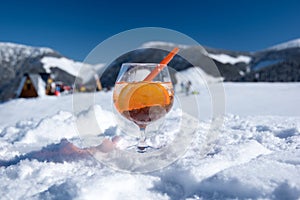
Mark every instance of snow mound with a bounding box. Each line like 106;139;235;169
0;108;299;199
0;111;78;160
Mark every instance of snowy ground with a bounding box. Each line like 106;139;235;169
0;83;300;199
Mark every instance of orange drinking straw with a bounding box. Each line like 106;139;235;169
143;47;180;81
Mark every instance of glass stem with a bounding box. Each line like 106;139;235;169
139;127;146;143
137;127;147;150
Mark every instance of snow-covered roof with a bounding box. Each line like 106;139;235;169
16;74;46;97
41;57;105;84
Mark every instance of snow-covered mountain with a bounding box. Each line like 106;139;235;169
142;40;300;82
143;41;252;65
0;42;103;102
1;38;300;102
268;38;300;51
141;41;252;81
0;42;55;63
239;39;300;82
99;42;251;88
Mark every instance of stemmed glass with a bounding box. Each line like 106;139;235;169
113;63;174;152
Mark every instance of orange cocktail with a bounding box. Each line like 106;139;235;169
113;81;174;128
112;62;175;152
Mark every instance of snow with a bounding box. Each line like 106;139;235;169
268;38;300;51
0;68;300;199
208;53;251;65
1;102;299;199
41;57;105;83
225;83;300;117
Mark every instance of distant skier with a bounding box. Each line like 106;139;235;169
185;81;192;96
180;82;185;93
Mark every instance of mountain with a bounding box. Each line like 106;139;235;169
1;39;300;102
0;42;103;101
141;40;300;82
99;43;250;88
268;38;300;50
237;39;300;82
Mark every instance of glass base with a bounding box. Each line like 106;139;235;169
125;141;159;153
136;139;147;153
137;145;148;153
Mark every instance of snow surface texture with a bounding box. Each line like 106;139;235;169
0;102;299;199
0;81;300;199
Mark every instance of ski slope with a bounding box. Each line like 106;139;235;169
0;82;300;199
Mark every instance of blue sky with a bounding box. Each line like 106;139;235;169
1;0;300;61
